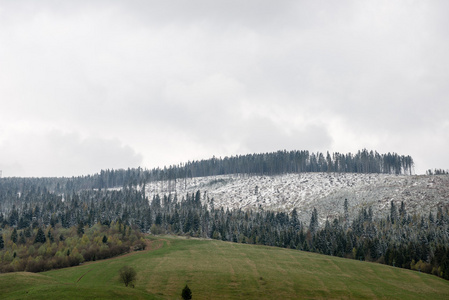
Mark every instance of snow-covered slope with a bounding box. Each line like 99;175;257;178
145;173;449;224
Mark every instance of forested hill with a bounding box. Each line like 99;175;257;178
4;149;449;281
0;149;414;192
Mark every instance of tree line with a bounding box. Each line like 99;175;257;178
0;149;414;194
0;220;146;273
426;169;449;175
166;149;414;178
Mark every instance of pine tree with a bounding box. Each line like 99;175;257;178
291;208;299;229
0;234;4;249
399;201;407;219
34;228;46;244
77;222;85;236
309;208;319;233
182;284;192;300
195;190;201;206
24;227;31;238
10;228;18;244
390;201;398;224
47;229;54;242
19;231;26;244
344;198;349;223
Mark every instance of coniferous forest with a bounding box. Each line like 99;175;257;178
0;149;414;193
2;149;449;280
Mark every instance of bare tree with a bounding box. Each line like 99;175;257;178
119;266;137;287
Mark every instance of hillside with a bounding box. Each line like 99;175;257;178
145;173;449;224
1;236;449;299
1;158;449;283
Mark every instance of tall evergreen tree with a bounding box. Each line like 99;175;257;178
309;208;319;234
390;201;398;224
10;228;18;244
77;222;85;236
34;228;46;244
182;284;192;300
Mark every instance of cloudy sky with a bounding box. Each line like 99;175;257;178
1;0;448;177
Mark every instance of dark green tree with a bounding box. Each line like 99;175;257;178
77;222;85;236
390;201;397;224
10;228;18;244
182;284;192;300
47;229;54;242
34;228;47;244
24;227;32;238
0;234;4;249
19;231;26;244
344;199;349;221
309;208;319;233
8;207;19;227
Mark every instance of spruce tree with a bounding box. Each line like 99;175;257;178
19;231;26;244
10;228;18;244
47;229;54;242
309;208;319;233
182;284;192;300
77;222;85;236
34;228;46;244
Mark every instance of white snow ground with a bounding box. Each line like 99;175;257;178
145;173;449;225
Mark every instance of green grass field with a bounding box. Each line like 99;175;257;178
1;236;449;299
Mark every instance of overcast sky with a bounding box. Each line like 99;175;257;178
1;0;448;177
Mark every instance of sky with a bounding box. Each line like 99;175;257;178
1;0;448;177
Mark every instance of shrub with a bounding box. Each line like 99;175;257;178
119;266;137;287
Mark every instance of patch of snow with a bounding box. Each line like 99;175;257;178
144;173;449;225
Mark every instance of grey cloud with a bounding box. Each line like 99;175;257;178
241;117;332;154
0;131;142;177
0;0;353;35
1;1;449;176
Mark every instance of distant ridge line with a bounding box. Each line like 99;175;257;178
147;149;414;180
0;149;414;192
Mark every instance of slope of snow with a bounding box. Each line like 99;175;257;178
145;173;449;224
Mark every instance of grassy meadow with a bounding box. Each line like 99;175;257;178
1;236;449;299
